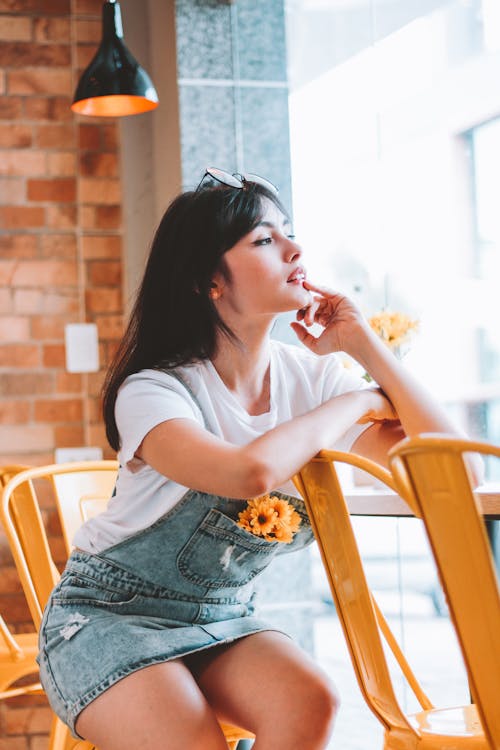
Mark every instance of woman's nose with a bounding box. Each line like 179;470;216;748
285;239;302;263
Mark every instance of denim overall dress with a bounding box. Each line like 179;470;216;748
37;374;315;737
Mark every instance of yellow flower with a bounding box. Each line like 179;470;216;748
246;496;279;536
368;310;418;353
237;495;301;544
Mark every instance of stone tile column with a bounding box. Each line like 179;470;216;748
174;0;313;652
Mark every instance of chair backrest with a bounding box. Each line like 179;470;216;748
295;450;432;739
389;435;500;750
51;461;118;554
0;461;118;628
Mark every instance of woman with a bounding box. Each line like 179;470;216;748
38;169;470;750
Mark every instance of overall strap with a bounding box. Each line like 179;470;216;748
165;369;212;432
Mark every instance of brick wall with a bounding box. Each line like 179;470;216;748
0;1;125;746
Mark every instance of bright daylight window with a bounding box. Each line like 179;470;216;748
285;1;500;746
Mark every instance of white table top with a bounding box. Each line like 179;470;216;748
344;483;500;518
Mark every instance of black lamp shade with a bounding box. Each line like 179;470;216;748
71;1;159;117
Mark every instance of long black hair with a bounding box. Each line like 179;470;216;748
103;180;288;451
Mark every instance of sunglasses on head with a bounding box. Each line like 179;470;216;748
197;167;279;196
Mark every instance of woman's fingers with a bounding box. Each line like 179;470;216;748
290;321;320;351
303;280;337;297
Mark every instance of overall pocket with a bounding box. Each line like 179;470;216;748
51;573;139;608
177;508;279;589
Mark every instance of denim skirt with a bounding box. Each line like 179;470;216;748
37;489;314;737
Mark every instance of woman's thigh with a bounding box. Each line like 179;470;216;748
75;659;229;750
185;631;339;748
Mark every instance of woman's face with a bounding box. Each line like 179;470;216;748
212;198;311;319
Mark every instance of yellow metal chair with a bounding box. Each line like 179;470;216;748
0;465;42;701
0;462;254;750
296;449;489;749
390;435;500;750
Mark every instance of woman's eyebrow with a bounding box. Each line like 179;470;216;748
257;219;292;229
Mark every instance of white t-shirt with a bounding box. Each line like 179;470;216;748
74;341;370;552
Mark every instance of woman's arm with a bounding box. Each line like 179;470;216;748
291;282;484;484
138;387;396;498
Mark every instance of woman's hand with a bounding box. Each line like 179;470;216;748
290;281;370;356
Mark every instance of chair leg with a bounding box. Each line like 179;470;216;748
48;715;94;750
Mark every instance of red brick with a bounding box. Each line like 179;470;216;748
0;288;12;313
0;149;46;175
75;43;96;70
89;422;107;447
54;424;84;446
24;96;72;121
7;68;72;96
94;315;124;340
0;1;70;12
87;368;104;396
0;123;31;148
0;261;16;284
0;565;26;594
0;316;30;342
0;16;32;41
81;234;121;259
35;123;75;148
0;451;53;468
85;287;121;313
0;372;53;396
0;177;25;204
47;150;76;176
0;343;40;367
55;371;82;393
11;261;77;287
13;289;42;314
81;204;122;230
0;42;70;67
75;18;100;42
79;151;119;177
41;290;79;315
35;397;83;422
0;68;4;94
34;17;71;43
87;260;121;286
78;123;100;150
74;0;102;13
0;735;28;750
0;205;45;228
0;400;31;424
46;203;76;228
80;177;120;205
0;96;23;118
40;233;77;258
27;177;76;202
102;124;118;151
42;343;65;367
0;235;37;258
0;425;53;453
4;705;52;734
31;316;65;339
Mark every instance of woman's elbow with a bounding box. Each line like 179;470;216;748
240;457;276;497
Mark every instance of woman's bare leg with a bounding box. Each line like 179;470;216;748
75;658;228;750
186;631;339;750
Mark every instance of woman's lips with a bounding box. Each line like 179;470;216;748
287;267;306;284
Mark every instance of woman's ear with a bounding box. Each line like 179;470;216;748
209;275;225;300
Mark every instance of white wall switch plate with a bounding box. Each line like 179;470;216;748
65;323;99;373
55;446;103;463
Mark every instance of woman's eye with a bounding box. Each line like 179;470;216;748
253;237;273;246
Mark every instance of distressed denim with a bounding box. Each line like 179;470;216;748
37;487;314;737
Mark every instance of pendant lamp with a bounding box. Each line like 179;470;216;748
71;0;159;117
